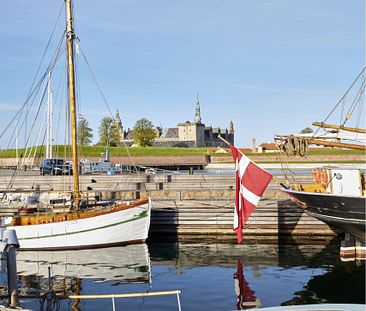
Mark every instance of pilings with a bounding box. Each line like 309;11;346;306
340;233;366;261
1;229;20;308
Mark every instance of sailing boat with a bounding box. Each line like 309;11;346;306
0;0;151;250
275;69;366;253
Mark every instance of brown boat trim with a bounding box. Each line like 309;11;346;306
13;198;149;226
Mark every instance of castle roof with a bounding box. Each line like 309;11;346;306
160;128;178;139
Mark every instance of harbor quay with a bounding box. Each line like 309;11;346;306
0;169;338;241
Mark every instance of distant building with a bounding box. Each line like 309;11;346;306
257;142;279;153
117;96;234;147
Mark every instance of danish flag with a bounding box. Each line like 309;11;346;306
230;144;272;243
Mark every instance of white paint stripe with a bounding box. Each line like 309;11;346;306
237;154;261;206
238;154;251;179
240;183;260;206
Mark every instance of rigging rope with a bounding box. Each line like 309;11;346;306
313;67;366;137
76;40;145;180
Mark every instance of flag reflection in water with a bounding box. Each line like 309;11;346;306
234;259;262;310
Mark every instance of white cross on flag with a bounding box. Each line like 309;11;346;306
230;144;273;243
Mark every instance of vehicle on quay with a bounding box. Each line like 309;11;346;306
40;158;73;176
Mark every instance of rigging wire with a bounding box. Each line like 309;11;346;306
313;66;366;136
0;34;66;144
75;40;143;177
341;75;366;127
0;3;65;141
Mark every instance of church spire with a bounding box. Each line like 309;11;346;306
229;121;234;134
195;93;202;124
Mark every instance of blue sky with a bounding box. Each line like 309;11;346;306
0;0;364;148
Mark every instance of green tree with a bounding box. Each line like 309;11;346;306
77;118;93;145
300;127;314;134
98;117;120;146
133;118;156;147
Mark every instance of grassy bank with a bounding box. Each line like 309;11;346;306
0;145;209;158
0;145;364;158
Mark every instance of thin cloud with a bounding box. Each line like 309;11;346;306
0;103;20;111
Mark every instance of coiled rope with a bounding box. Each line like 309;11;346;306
278;135;309;157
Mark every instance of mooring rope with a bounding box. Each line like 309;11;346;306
278;135;309;158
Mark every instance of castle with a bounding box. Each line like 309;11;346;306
115;97;234;147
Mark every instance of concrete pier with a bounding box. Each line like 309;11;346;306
0;172;338;240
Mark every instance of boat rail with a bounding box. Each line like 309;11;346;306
69;290;182;311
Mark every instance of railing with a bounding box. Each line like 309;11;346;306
69;290;182;311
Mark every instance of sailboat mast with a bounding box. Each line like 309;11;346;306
46;71;53;159
65;0;80;208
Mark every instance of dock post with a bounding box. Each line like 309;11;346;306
340;233;356;261
2;229;20;308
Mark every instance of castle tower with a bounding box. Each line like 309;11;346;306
228;121;234;144
229;121;234;134
194;93;202;124
114;110;124;140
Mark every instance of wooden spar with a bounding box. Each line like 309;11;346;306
218;136;282;185
308;138;366;151
65;0;80;209
312;121;366;134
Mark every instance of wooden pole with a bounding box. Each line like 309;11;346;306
218;136;283;186
65;0;80;209
308;138;366;151
7;245;19;308
312;121;366;134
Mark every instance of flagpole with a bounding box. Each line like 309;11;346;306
218;135;284;186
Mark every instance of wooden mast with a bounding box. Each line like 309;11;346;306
313;121;366;134
65;0;80;209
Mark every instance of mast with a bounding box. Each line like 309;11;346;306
307;138;366;151
46;71;53;158
65;0;80;208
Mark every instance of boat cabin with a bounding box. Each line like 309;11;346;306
301;167;366;196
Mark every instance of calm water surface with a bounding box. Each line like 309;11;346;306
4;239;365;310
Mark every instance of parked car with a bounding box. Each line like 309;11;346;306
40;158;73;175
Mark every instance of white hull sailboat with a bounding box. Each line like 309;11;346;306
4;199;151;250
0;0;152;250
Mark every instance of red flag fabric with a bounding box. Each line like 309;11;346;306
234;259;257;309
230;144;272;243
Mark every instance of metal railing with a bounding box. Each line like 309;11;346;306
69;290;182;311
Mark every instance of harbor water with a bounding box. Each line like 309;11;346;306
2;238;365;310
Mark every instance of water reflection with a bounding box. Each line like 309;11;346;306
0;239;364;310
149;238;365;309
234;259;261;309
1;244;151;300
283;260;365;305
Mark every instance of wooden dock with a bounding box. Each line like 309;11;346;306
0;172;338;239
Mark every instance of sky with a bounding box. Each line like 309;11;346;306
0;0;364;148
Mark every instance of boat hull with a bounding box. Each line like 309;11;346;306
281;188;366;242
2;199;151;250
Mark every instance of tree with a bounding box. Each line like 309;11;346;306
300;127;314;134
98;117;120;146
77;118;93;145
133;118;156;147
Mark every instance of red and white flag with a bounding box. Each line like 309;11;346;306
230;144;272;244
